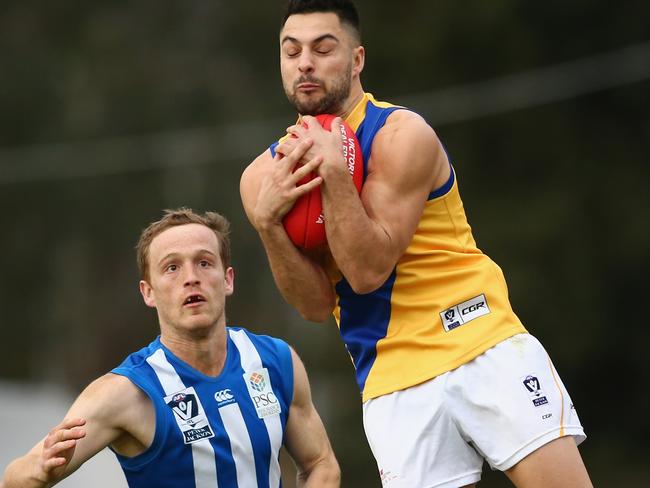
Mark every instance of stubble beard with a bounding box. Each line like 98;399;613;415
285;63;353;116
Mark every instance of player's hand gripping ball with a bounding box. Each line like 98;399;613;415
283;115;364;249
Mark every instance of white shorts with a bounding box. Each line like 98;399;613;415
362;334;586;488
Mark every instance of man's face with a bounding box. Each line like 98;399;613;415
280;12;358;115
139;223;234;335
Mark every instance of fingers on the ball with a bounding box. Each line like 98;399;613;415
276;142;292;157
292;157;322;180
281;139;313;169
301;115;319;128
297;176;323;194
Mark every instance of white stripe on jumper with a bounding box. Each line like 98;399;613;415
147;348;219;488
219;402;258;487
229;329;284;488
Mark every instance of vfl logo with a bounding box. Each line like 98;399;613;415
523;375;541;395
522;375;549;407
249;372;266;392
214;389;234;404
169;393;199;425
164;387;215;444
440;294;490;332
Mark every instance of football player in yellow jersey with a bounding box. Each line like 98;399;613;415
240;1;593;487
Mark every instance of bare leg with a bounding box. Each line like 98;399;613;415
505;437;592;488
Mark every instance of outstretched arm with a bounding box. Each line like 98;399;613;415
3;374;151;488
284;348;340;487
3;417;88;488
240;141;336;322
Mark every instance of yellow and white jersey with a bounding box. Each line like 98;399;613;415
328;93;527;401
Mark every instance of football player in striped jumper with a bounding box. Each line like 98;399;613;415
240;1;592;487
3;208;340;488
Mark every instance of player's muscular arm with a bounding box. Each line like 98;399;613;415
284;349;340;488
297;111;449;294
3;374;153;488
240;146;336;322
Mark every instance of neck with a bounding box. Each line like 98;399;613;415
337;83;365;119
160;323;228;377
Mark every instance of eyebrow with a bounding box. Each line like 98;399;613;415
281;33;340;46
157;249;217;267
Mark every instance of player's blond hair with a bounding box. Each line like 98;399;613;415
136;208;231;281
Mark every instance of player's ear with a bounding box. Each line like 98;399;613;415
139;280;156;308
352;45;365;77
224;267;235;297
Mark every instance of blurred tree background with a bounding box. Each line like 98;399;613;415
1;0;648;486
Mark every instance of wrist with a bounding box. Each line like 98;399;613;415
255;218;285;237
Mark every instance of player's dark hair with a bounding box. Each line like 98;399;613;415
137;207;231;281
282;0;361;43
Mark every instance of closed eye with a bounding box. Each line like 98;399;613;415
314;37;338;55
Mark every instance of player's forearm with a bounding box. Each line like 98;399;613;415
258;222;335;322
3;456;52;488
320;172;397;294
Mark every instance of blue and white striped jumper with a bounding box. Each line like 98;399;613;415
111;327;293;487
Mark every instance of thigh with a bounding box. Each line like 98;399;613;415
362;376;483;488
445;333;586;472
505;436;592;488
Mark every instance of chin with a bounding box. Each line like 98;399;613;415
181;315;219;333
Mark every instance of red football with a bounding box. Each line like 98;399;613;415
283;114;364;249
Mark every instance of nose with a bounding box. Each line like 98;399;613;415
183;266;200;287
298;50;314;74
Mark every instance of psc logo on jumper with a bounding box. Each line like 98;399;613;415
521;374;549;407
165;386;215;444
249;372;266;392
243;368;281;419
440;294;491;332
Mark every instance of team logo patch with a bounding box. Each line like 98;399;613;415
249;372;266;392
521;374;549;407
165;386;215;444
243;368;281;419
214;388;236;407
440;294;490;332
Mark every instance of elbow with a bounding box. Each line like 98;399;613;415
326;461;342;487
300;311;331;324
346;269;391;295
298;455;341;487
291;292;335;323
297;303;334;323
